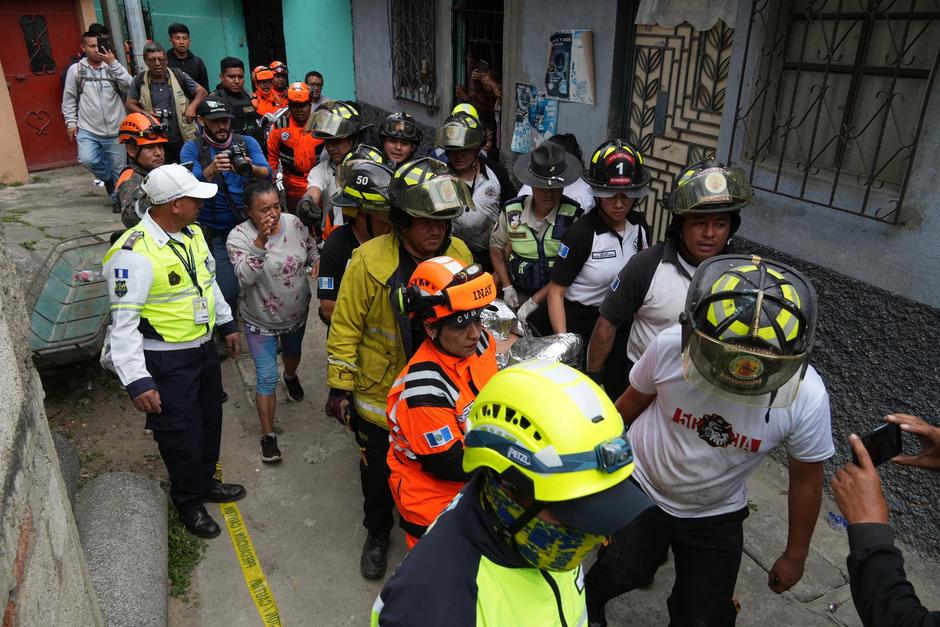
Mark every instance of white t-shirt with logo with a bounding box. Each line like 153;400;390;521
627;325;834;518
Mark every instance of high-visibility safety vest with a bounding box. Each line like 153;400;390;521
103;224;217;343
371;473;589;627
505;196;581;292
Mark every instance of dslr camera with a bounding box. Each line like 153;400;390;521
226;145;253;176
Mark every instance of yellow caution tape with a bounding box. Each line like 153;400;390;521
216;463;282;626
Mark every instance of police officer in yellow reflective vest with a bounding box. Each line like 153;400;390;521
103;163;246;539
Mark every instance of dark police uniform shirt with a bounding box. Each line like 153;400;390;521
316;222;360;302
550;209;647;308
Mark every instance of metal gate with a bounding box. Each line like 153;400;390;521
451;0;503;147
625;21;734;242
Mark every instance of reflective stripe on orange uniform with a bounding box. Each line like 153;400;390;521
251;91;284;117
386;331;498;545
266;115;323;199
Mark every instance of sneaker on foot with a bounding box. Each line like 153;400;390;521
283;374;304;401
260;435;282;463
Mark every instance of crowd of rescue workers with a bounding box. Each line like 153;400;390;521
57;21;940;627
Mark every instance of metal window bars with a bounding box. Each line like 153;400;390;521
390;0;437;109
726;0;940;224
19;15;56;75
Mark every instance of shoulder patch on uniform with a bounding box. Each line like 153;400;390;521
558;243;570;259
121;230;144;250
610;277;621;291
423;425;454;449
318;276;334;290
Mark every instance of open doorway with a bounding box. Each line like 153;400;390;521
242;0;286;72
451;0;503;157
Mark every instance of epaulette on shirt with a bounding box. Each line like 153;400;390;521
121;230;145;250
401;362;459;409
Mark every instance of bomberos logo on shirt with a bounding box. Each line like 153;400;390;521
671;407;763;452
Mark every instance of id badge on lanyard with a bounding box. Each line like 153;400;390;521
193;297;210;324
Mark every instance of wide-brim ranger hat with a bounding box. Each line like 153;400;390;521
142;164;218;204
196;99;234;120
513;141;582;189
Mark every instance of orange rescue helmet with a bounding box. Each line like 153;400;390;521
286;81;311;103
400;256;496;326
252;65;274;82
118;112;168;146
269;60;288;76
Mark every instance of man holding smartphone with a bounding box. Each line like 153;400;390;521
61;30;132;207
832;413;940;626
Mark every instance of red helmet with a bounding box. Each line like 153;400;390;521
399;256;496;325
118;112;168;146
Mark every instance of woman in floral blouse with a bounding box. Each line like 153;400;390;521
227;179;317;463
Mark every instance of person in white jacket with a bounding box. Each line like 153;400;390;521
61;30;132;199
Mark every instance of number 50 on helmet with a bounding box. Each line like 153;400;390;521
680;254;818;407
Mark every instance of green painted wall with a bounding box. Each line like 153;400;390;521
282;0;355;100
94;0;354;98
95;0;250;86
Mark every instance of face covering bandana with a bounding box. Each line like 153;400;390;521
481;473;605;572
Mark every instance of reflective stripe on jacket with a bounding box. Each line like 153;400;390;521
386;332;497;530
505;196;581;292
370;473;588;626
327;232;472;428
104;224;217;342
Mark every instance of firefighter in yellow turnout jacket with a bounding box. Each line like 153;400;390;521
326;157;473;579
103;164;246;540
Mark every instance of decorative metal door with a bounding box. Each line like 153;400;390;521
0;2;83;170
625;21;734;242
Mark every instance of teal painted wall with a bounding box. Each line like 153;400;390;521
94;0;250;86
282;0;355;100
94;1;353;98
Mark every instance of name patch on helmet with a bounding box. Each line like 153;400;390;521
423;425;454;448
558;244;570;259
507;446;531;466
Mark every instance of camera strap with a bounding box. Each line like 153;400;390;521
196;134;249;222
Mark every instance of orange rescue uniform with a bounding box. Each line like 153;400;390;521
267;115;323;203
386;331;498;548
251;90;284;117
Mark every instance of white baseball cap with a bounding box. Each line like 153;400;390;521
142;164;218;204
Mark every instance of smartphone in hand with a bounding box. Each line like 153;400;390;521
854;422;903;467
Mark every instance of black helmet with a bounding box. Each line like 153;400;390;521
341;143;389;168
680;254;817;407
389;157;474;220
379;112;422;143
584;140;651;197
306;99;361;139
434;113;484;150
668;160;752;214
332;159;394;215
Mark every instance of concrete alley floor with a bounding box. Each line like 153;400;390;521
3;166;939;626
